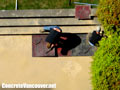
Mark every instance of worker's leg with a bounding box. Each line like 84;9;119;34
43;26;62;32
43;26;57;32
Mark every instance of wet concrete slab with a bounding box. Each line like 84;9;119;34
71;34;95;56
32;33;96;57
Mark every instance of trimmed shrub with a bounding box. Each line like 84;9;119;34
91;0;120;90
91;34;120;90
96;0;120;35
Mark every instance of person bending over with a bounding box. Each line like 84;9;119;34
43;26;62;51
89;26;104;47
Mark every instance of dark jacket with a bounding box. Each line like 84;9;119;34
89;31;102;46
45;29;61;44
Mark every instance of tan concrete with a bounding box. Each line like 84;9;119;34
0;36;92;90
0;18;99;26
0;26;99;34
0;9;96;17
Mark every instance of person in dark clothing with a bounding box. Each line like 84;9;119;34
43;26;62;49
89;26;103;46
43;26;81;55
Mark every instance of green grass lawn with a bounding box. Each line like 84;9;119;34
0;0;99;10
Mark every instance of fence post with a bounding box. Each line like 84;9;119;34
69;0;71;6
15;0;18;10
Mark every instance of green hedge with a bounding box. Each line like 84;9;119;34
96;0;120;35
91;34;120;90
91;0;120;90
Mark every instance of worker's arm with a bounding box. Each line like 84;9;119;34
53;28;61;32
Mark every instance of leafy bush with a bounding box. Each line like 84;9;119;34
91;0;120;90
91;33;120;90
97;0;120;35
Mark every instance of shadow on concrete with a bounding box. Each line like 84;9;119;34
55;33;81;56
71;34;96;56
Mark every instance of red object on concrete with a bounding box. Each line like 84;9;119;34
32;35;55;57
57;48;71;57
75;5;91;19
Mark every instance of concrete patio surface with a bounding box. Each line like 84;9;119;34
0;36;92;90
